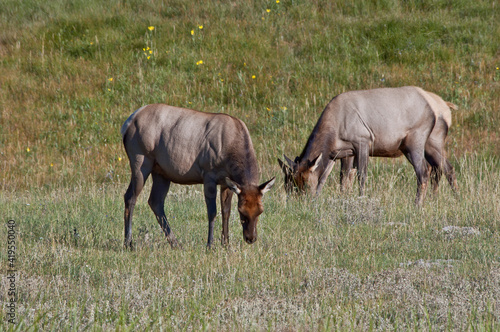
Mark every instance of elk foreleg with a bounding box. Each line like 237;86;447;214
204;179;218;248
220;186;233;246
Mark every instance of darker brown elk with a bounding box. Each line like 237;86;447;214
121;104;275;248
280;86;458;205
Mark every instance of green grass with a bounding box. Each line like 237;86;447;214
1;0;499;330
1;155;499;330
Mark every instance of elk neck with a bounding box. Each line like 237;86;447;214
298;110;335;172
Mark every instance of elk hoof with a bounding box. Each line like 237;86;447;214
168;236;182;249
123;240;134;251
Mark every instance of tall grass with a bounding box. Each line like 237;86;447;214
1;155;499;330
0;0;499;330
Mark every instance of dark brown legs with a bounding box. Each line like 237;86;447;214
148;173;179;248
124;156;152;248
220;186;233;246
124;155;178;249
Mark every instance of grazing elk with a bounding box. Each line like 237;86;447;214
280;86;458;205
121;104;275;248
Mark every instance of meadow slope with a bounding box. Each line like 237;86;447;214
1;0;499;330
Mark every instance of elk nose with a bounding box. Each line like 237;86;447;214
244;236;257;244
245;237;257;244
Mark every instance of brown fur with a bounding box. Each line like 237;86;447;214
281;86;458;205
121;104;275;248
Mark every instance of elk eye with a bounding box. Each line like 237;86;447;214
239;212;248;224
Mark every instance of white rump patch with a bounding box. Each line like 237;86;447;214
121;105;148;137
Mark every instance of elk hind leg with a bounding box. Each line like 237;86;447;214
425;144;458;195
443;159;458;194
426;119;458;195
405;149;430;206
424;148;443;195
124;156;153;248
148;172;179;248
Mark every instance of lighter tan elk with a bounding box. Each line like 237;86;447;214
280;86;458;205
121;104;275;248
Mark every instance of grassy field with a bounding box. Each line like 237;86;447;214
1;0;499;330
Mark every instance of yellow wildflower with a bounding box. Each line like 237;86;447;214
198;25;203;29
108;78;113;82
276;0;280;3
252;75;256;79
118;157;122;161
148;26;155;31
26;147;30;152
50;163;54;167
191;30;194;35
266;9;271;13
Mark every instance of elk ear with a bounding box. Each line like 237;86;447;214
283;154;296;168
308;153;323;172
259;177;276;194
225;177;242;195
278;158;291;174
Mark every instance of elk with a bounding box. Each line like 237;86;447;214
280;86;458;205
121;104;275;248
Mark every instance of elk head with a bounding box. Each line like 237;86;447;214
225;177;275;244
280;153;335;196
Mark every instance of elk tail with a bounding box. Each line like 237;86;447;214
446;102;458;111
121;105;148;138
